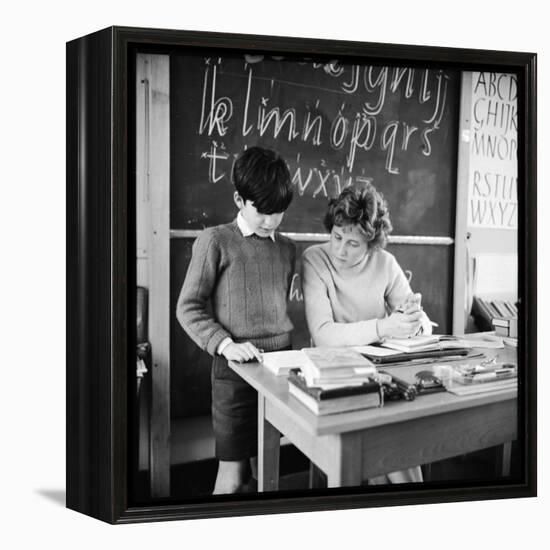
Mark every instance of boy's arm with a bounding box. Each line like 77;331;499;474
176;230;232;356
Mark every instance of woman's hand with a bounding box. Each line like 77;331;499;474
398;292;423;314
417;311;433;335
221;342;263;363
377;311;424;340
396;294;434;336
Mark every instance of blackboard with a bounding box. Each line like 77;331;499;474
170;52;459;235
169;49;459;419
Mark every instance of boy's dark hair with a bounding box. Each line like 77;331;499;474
323;183;393;250
232;146;293;214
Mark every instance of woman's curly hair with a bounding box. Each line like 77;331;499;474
323;183;393;250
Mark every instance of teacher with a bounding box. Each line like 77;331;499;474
302;183;430;484
302;183;430;347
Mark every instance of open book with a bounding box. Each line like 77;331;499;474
379;334;498;353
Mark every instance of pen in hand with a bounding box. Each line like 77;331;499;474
396;298;438;327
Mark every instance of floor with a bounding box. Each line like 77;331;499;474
130;442;520;504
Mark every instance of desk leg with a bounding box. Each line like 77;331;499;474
327;432;363;488
495;442;512;477
309;462;327;489
258;395;280;492
423;463;433;482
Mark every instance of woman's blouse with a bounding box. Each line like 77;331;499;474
301;243;412;346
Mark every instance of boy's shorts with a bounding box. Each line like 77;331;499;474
211;339;290;461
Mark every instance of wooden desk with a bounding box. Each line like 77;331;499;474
230;347;517;490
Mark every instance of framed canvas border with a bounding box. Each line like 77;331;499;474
66;26;537;524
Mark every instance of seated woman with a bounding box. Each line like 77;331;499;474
301;183;431;484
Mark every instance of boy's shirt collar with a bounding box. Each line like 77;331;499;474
236;212;276;241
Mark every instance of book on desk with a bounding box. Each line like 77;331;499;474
300;347;376;384
262;347;376;383
262;338;485;373
287;369;382;415
261;350;309;376
380;335;441;353
261;349;381;415
261;340;515;414
354;345;472;365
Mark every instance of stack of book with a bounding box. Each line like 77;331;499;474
299;347;377;386
492;317;518;338
287;347;382;416
261;348;377;379
288;369;382;415
472;296;518;332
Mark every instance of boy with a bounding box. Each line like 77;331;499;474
176;146;296;494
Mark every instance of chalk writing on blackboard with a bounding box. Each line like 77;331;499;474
195;58;451;195
170;54;459;235
289;273;303;302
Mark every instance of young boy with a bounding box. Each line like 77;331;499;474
176;146;296;494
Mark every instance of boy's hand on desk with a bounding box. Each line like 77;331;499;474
378;311;424;339
222;342;263;363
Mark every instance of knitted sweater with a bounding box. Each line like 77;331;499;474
301;243;412;346
176;219;296;356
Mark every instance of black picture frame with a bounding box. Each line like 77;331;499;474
66;26;537;524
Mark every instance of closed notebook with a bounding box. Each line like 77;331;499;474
287;369;382;416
